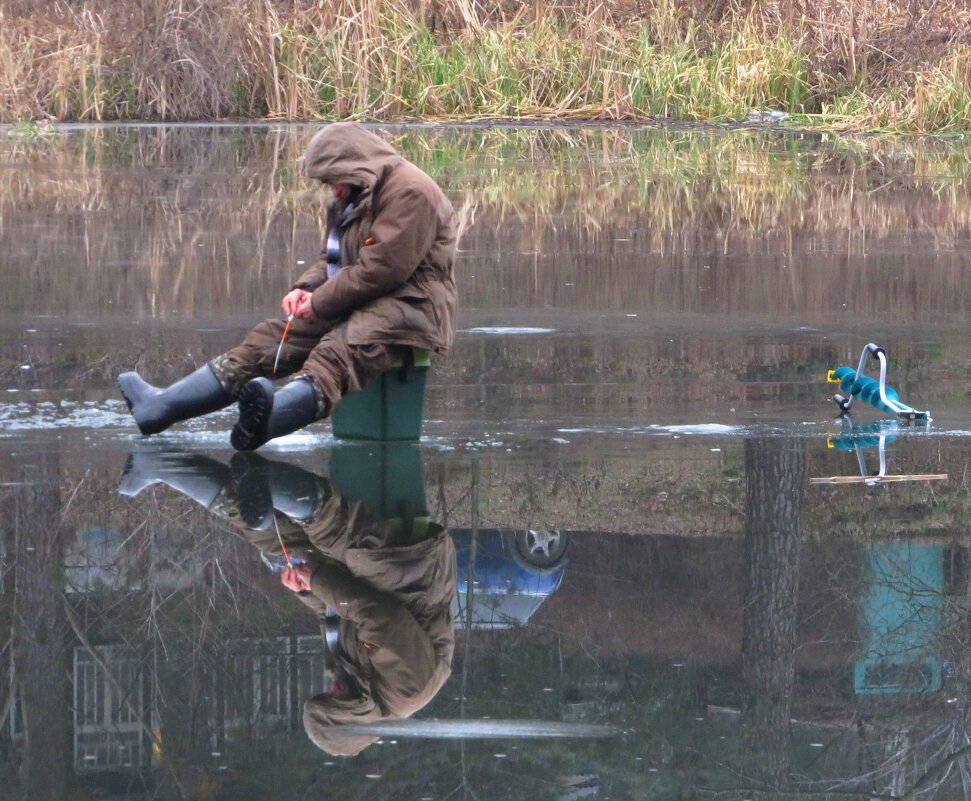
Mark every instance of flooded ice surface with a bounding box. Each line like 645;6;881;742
3;395;964;451
0;400;344;463
0;398;165;432
3;125;971;801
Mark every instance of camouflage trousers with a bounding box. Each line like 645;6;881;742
209;317;407;419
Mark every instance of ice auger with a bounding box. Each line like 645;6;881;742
826;343;929;422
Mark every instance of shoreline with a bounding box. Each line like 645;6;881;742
3;117;959;139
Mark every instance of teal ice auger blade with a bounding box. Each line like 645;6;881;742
826;343;929;422
826;418;899;483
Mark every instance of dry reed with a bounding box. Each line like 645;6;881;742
0;0;969;130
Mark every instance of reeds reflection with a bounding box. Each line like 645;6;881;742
3;125;971;323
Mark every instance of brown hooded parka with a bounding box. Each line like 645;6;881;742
212;123;457;411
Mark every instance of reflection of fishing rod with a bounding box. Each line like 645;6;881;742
272;515;294;568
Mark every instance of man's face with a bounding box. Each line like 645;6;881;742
327;678;355;700
330;182;353;201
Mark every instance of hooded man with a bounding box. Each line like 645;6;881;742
118;123;458;450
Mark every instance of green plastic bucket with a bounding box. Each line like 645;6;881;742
331;347;430;441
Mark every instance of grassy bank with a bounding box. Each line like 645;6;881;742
1;0;970;131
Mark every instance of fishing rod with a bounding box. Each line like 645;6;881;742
272;514;294;568
272;314;294;375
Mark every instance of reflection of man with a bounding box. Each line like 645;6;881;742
118;449;456;756
265;475;455;757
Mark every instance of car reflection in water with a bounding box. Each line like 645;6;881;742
451;528;569;629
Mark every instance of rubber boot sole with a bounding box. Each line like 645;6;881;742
230;378;275;451
229;452;275;529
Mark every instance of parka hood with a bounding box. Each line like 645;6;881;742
303;123;402;190
302;693;383;757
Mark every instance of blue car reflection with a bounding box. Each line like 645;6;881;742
451;528;570;629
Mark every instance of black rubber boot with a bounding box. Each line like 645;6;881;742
230;452;327;525
117;450;232;508
118;365;232;436
230;377;320;452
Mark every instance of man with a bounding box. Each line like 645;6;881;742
118;123;457;450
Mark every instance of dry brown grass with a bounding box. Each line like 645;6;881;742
0;0;969;128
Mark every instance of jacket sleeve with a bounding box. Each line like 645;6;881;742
292;250;329;291
310;186;437;320
294;588;329;621
307;561;436;697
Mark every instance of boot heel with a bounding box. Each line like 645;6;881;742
231;377;319;451
231;378;275;451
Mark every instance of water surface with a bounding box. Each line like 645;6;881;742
2;124;971;800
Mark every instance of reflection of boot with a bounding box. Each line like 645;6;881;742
118;450;232;508
230;376;320;451
118;365;232;435
226;452;274;530
230;452;326;525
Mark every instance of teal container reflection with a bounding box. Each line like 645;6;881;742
853;543;944;695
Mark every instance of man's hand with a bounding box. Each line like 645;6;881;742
294;292;315;320
281;564;314;593
282;288;311;318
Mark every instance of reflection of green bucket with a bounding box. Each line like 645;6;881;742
330;442;427;522
853;657;941;695
332;348;430;441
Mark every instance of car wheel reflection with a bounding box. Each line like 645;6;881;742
505;528;569;573
452;528;571;628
